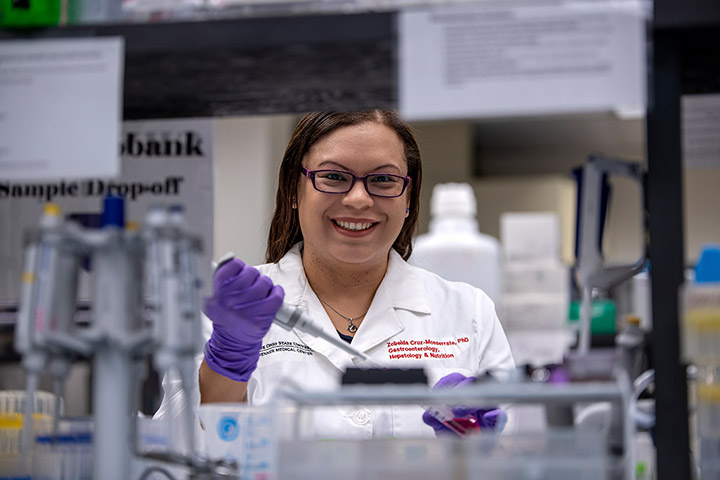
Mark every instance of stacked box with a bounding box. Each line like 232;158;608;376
499;213;572;366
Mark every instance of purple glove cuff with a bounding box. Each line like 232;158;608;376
423;372;507;435
204;331;262;383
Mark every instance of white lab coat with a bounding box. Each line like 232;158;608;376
155;243;514;444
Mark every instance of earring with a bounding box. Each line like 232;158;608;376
405;207;410;214
292;198;297;209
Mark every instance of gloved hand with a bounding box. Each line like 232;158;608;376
422;372;507;436
203;258;284;382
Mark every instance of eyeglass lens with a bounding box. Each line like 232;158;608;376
312;170;406;197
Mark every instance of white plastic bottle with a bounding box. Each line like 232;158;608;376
410;183;501;303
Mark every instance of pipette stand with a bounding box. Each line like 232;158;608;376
14;202;236;480
575;156;647;354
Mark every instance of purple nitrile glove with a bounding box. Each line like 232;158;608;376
203;258;284;382
422;372;507;436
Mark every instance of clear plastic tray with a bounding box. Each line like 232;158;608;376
465;430;607;480
276;431;607;480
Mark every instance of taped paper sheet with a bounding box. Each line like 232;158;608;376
0;37;123;179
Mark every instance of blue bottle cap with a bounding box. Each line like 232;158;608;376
695;244;720;283
101;194;125;228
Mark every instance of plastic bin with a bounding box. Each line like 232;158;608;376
197;403;304;480
466;430;607;480
278;437;456;480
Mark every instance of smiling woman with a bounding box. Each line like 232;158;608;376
154;110;514;442
296;120;411;288
268;110;422;264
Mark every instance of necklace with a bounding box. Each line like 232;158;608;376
316;295;367;333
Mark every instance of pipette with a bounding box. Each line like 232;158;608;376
213;253;374;362
213;253;478;436
274;303;375;361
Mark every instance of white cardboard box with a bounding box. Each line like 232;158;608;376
499;293;569;331
501;212;561;262
503;260;569;296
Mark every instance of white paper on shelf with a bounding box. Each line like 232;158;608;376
683;94;720;169
399;0;647;120
0;37;123;180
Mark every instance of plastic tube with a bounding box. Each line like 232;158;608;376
21;372;38;472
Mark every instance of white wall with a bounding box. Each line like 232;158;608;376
213;115;297;265
684;168;720;263
411;120;475;234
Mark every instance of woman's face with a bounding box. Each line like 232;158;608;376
297;121;410;270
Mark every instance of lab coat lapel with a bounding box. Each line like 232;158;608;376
350;251;432;354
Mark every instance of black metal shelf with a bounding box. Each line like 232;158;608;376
654;0;720;30
647;2;720;478
0;12;397;119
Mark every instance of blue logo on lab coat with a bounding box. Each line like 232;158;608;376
217;416;239;442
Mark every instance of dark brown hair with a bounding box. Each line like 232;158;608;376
266;110;422;263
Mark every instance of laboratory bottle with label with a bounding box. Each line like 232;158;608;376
682;244;720;479
411;183;501;303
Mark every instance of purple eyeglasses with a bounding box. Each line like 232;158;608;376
301;167;411;198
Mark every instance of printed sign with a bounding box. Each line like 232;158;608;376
0;118;214;316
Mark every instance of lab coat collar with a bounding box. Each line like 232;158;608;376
380;249;432;315
274;244;432;371
348;249;431;355
275;243;432;314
